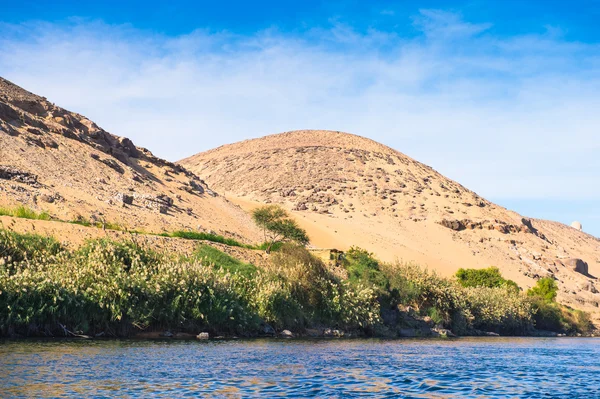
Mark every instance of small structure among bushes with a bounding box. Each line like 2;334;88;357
308;248;345;266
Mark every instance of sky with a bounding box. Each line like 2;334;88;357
1;1;599;237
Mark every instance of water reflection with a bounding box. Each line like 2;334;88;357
1;338;599;398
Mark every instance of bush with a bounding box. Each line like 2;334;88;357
385;262;534;334
268;244;381;329
0;229;62;265
463;286;533;334
529;296;593;334
527;277;558;302
1;229;590;337
343;247;389;296
456;267;519;292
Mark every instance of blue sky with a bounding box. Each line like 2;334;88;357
1;1;599;236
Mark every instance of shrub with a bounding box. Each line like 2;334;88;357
463;286;533;334
527;277;558;302
385;262;533;334
268;244;332;321
0;229;62;265
529;297;563;331
343;247;389;296
529;296;593;334
390;262;463;326
456;266;519;292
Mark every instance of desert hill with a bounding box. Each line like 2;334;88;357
181;130;600;313
0;77;260;243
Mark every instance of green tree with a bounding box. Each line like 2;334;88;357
527;277;558;302
252;205;309;253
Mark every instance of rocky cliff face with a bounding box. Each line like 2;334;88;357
181;130;600;314
0;77;260;242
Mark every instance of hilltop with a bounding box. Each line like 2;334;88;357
181;130;600;313
0;77;260;243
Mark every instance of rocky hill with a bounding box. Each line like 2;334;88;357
181;130;600;312
0;77;260;243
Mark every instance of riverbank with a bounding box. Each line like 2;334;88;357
0;229;595;339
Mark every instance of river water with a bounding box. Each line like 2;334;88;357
1;337;598;398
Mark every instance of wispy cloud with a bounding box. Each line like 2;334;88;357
0;10;599;232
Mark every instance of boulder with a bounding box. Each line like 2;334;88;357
399;328;418;337
40;194;55;203
565;258;589;275
117;137;141;158
196;332;209;340
280;330;294;338
433;328;457;338
115;193;134;205
439;219;465;231
293;202;308;211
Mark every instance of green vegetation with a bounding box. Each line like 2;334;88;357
0;230;379;337
527;277;558;302
0;206;51;221
69;216;124;231
165;230;249;248
252;205;309;253
0;230;62;264
0;206;268;250
456;267;519;292
0;229;593;338
342;250;534;335
526;277;591;334
343;247;390;301
385;263;534;335
193;244;257;277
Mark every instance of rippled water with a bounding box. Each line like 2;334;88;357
1;337;599;398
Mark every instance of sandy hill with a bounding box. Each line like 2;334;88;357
181;130;600;312
0;77;260;243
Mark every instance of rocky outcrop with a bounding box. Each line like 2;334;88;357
438;218;529;234
0;166;40;187
437;217;549;243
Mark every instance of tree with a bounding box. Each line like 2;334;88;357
252;205;309;253
527;277;558;302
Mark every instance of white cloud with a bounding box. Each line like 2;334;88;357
0;11;598;214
